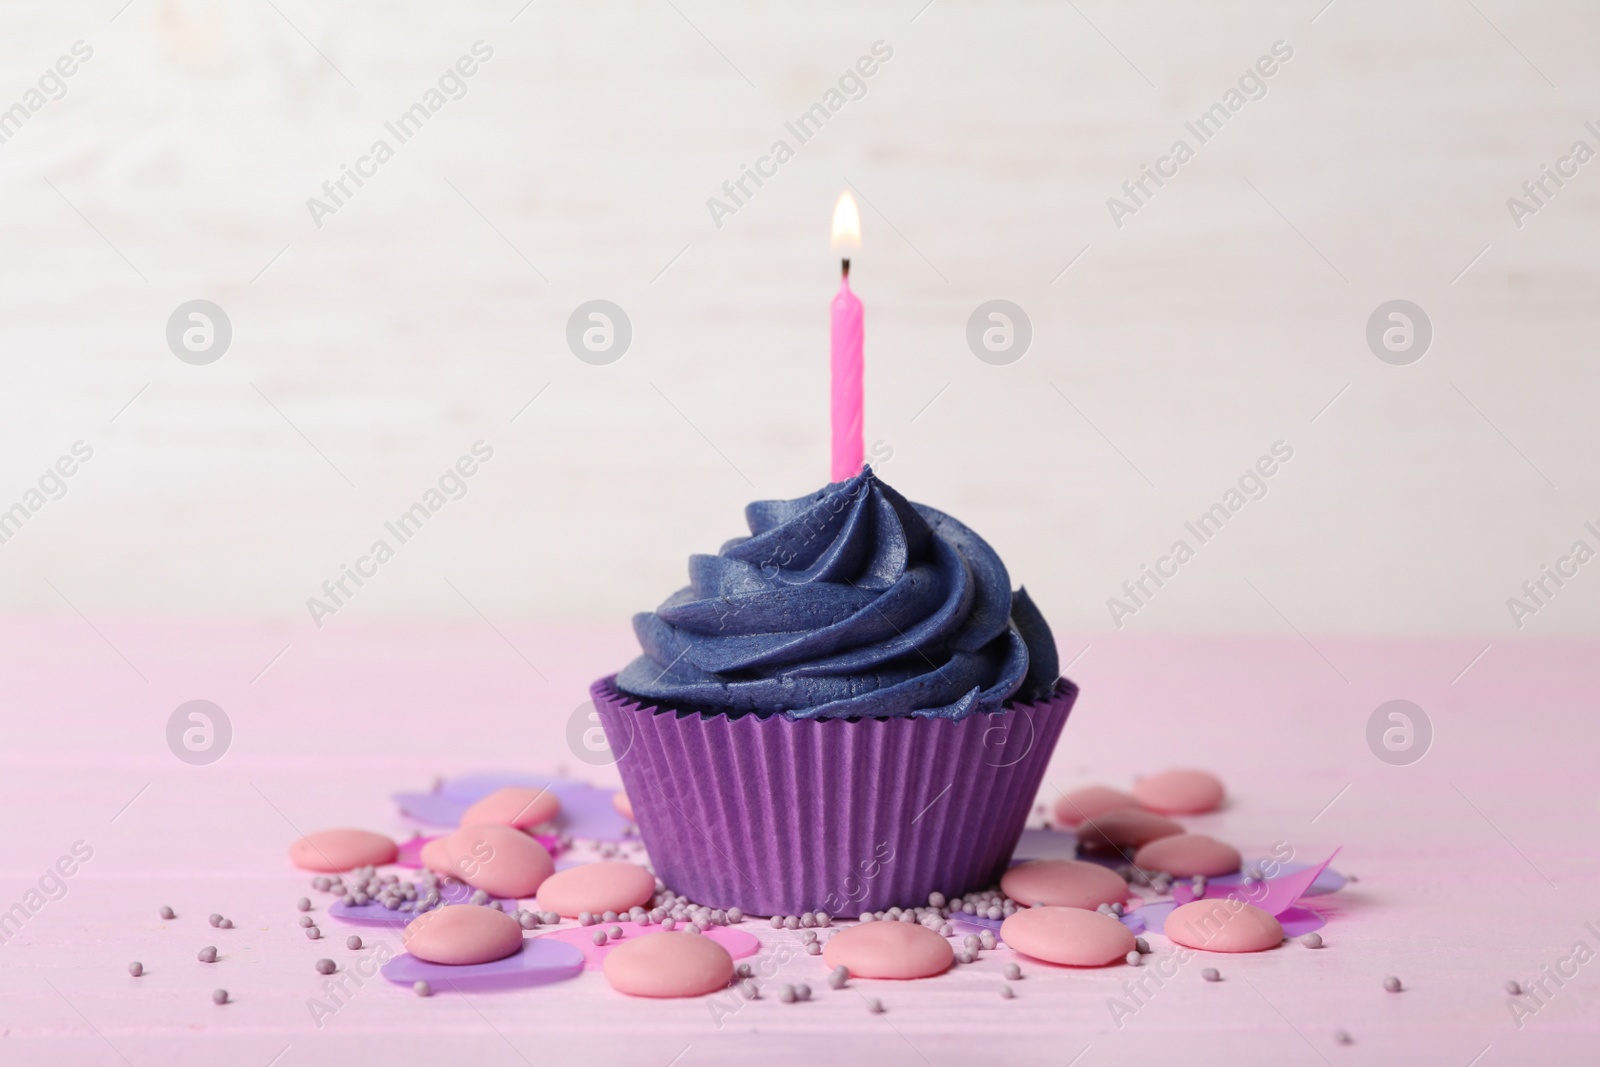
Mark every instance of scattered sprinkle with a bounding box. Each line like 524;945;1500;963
299;916;315;928
1000;984;1014;999
1334;1029;1353;1046
159;906;175;920
315;958;336;975
867;997;885;1014
608;925;623;939
592;931;608;946
414;980;432;997
1303;933;1324;949
306;926;321;940
346;935;362;950
828;965;849;989
740;979;759;1000
198;946;218;963
208;914;222;928
794;983;811;1002
1003;963;1021;981
778;983;796;1004
296;897;311;912
1125;951;1142;966
1134;936;1150;955
1202;967;1220;982
212;988;228;1005
1506;980;1522;996
128;962;143;977
1384;976;1402;993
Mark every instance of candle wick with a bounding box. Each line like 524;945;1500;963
841;258;850;279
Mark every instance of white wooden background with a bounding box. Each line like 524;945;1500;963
2;0;1599;638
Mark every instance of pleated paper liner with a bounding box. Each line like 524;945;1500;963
591;675;1076;917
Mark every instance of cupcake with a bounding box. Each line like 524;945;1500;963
592;467;1075;916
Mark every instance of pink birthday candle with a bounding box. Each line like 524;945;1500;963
830;192;863;483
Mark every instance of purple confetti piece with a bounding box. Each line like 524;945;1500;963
394;832;561;871
1126;900;1324;940
951;914;1002;934
1011;827;1080;863
329;881;512;927
1190;860;1344;896
392;792;468;827
381;937;585;991
1131;901;1177;930
1276;906;1327;938
541;921;759;971
1171;849;1341;917
394;777;633;841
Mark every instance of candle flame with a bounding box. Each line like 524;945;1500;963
831;191;861;255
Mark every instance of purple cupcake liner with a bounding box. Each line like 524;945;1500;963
592;675;1076;918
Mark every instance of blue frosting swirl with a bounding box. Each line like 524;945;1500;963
615;468;1059;720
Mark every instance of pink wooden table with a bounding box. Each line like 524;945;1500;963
1;618;1595;1065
